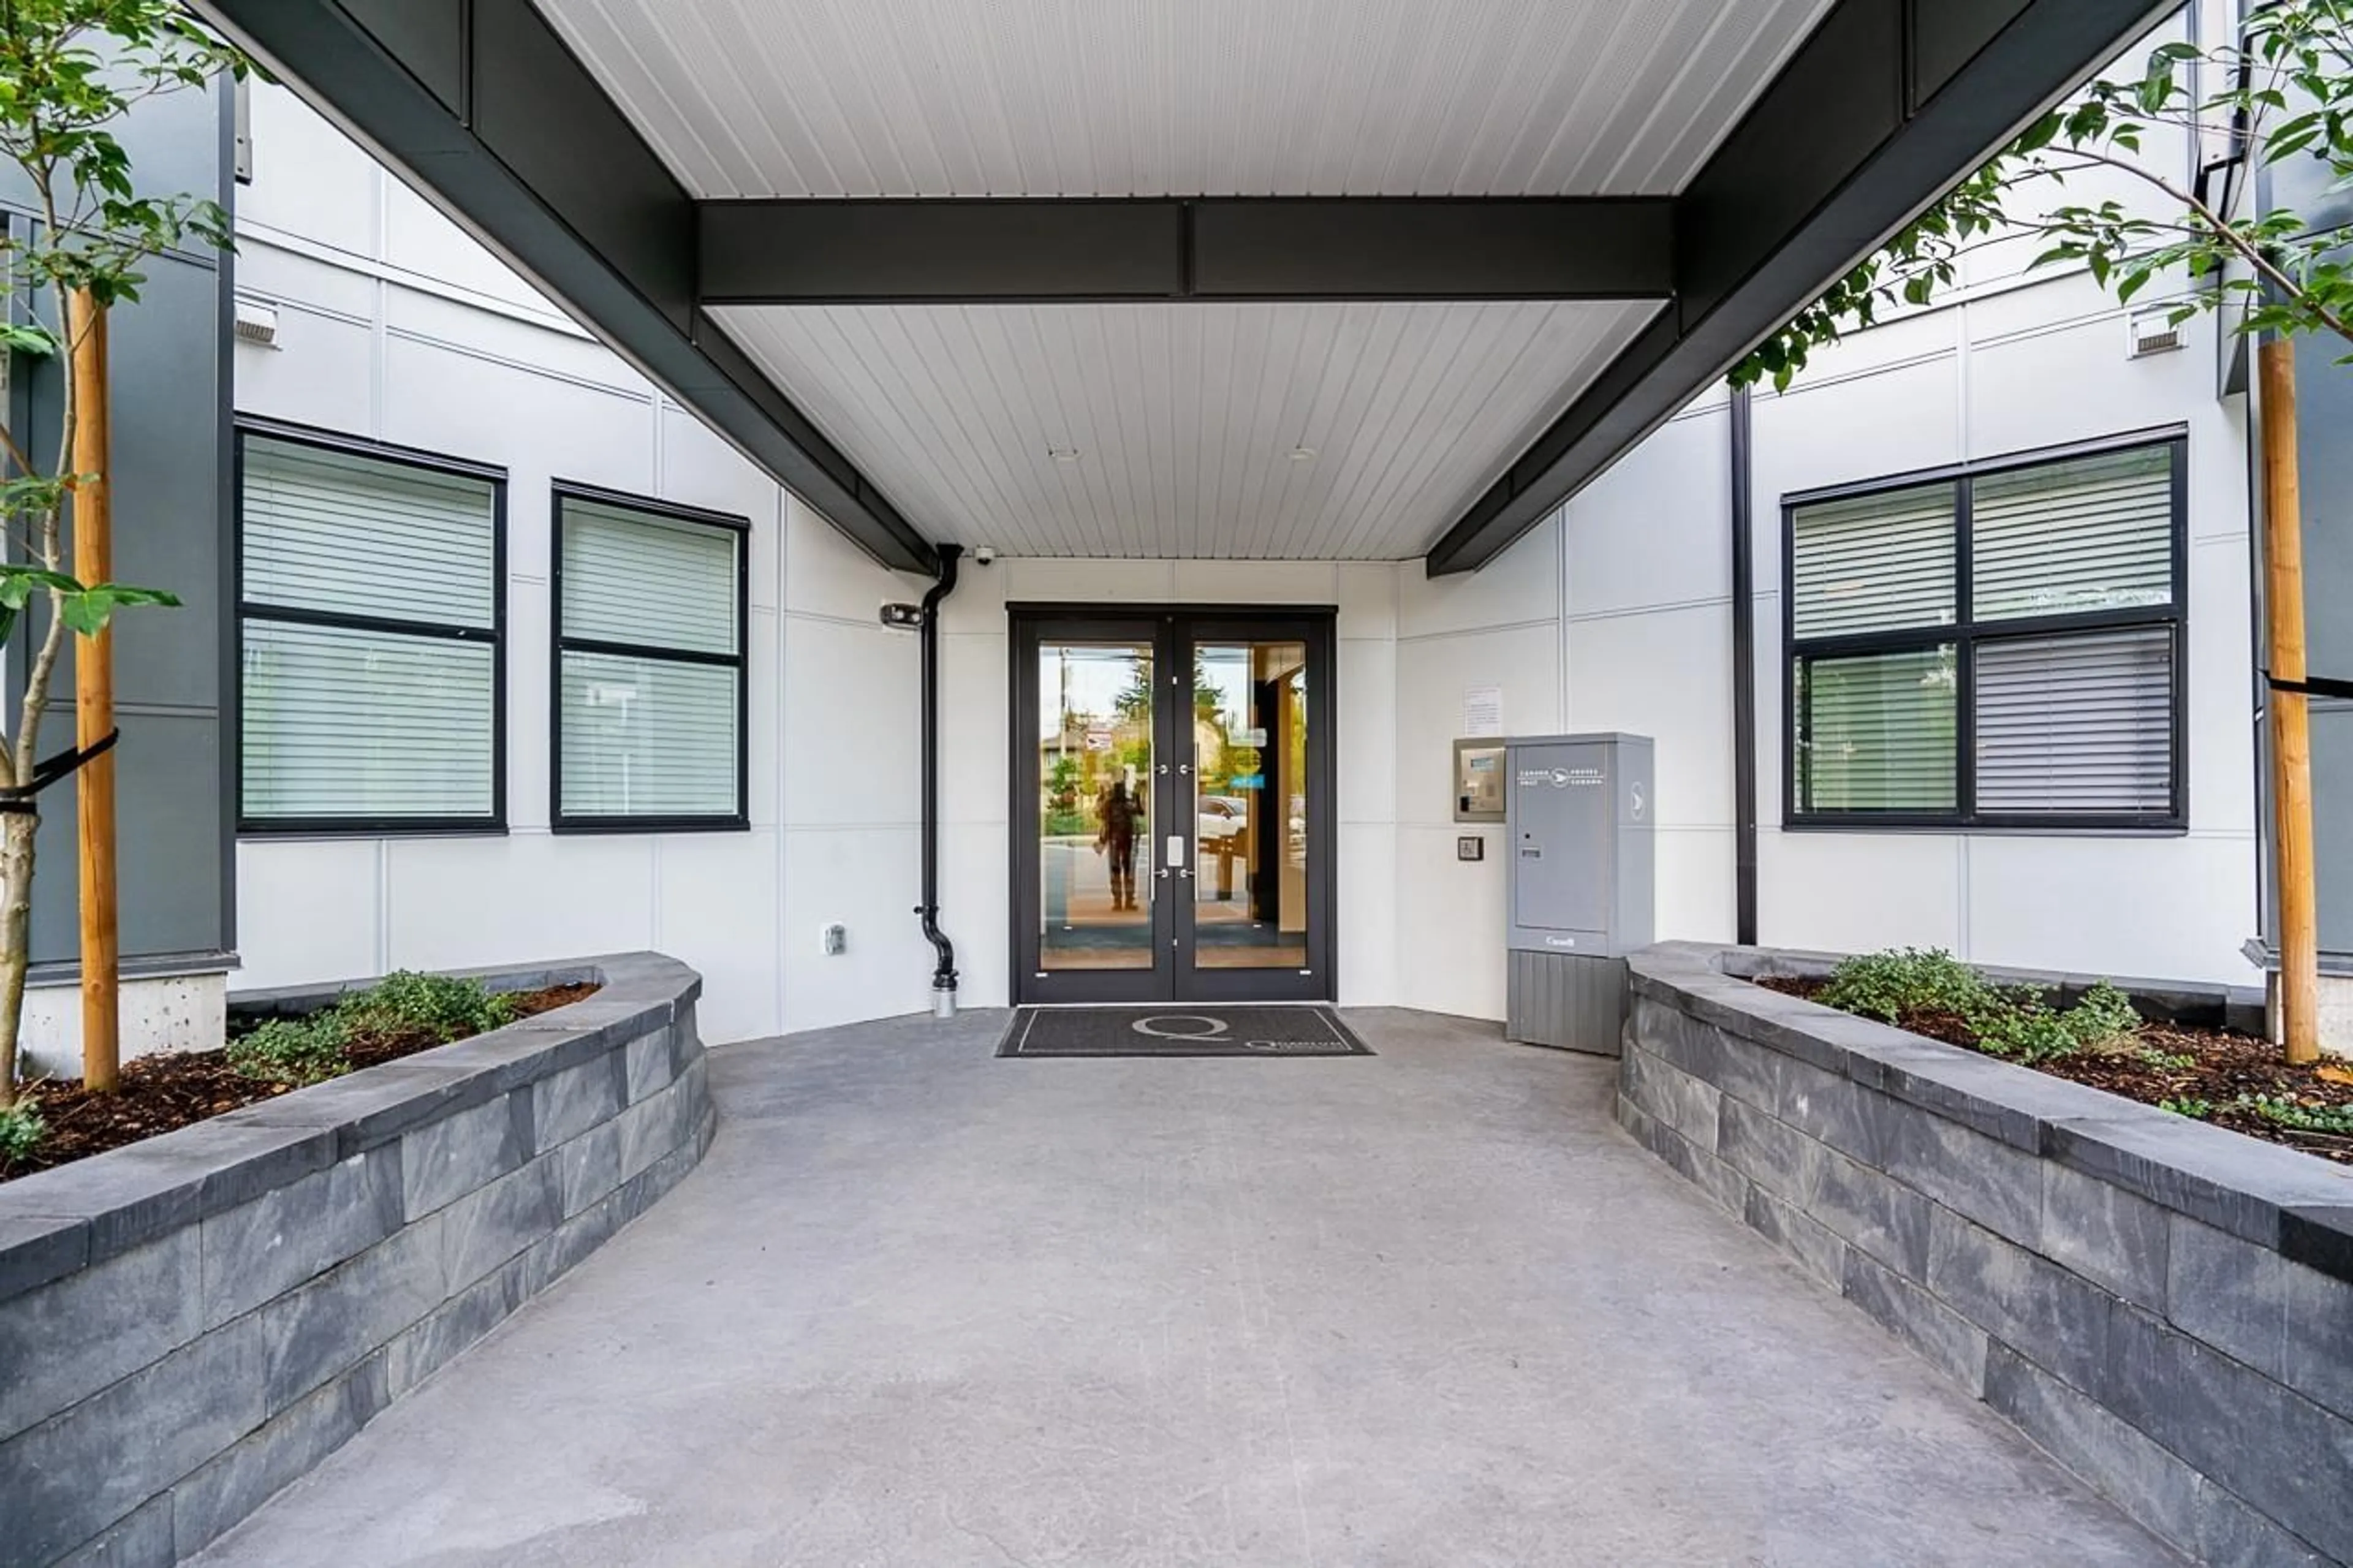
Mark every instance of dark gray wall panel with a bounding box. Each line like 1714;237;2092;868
7;81;232;972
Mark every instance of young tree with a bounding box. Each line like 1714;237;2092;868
0;3;248;1109
1733;1;2352;1064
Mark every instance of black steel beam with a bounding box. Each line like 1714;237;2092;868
698;198;1675;305
1425;0;2180;575
194;0;937;574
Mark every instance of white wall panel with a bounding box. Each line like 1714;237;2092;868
939;632;1010;828
233;840;384;990
783;618;921;827
380;336;654;494
1395;621;1561;827
653;833;784;1043
786;495;924;618
1395;824;1507;1019
1758;833;1964;955
383;835;656;972
1565;405;1732;618
660;406;782;606
939;822;1014;1012
1965;835;2257;985
241;83;380;257
782;827;933;1032
235;243;380;322
1171;561;1339;604
231;308;374;437
1965;309;2202;460
1338;823;1400;1009
1398;516;1561;639
1566;603;1733;828
1336;563;1401;640
1658;826;1737;945
539;0;1835;199
1001;558;1176;604
1338;638;1399;827
381;178;555;316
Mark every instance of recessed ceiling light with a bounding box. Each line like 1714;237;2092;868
1288;445;1317;461
1047;445;1082;463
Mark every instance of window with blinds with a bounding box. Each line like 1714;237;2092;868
238;431;504;829
553;491;747;829
1786;437;2183;827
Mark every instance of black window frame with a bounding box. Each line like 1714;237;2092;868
234;417;509;838
550;482;751;835
1782;428;2190;834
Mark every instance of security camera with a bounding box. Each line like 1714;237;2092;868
972;545;998;566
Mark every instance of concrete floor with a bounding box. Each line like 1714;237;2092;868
190;1009;2180;1568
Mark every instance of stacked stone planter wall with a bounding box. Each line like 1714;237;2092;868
1619;944;2353;1568
0;952;714;1568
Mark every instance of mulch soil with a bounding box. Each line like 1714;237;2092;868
0;983;598;1183
1753;975;2353;1166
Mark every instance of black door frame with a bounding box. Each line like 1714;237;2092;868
1009;604;1338;1006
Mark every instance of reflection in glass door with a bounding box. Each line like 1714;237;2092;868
1189;639;1309;971
1035;638;1157;976
1013;612;1332;1004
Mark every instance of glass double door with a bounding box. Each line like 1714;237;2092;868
1014;611;1333;1004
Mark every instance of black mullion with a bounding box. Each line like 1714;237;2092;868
1956;474;1977;820
240;601;498;645
556;634;743;669
2170;434;2191;824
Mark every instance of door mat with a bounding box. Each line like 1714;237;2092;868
998;1005;1372;1058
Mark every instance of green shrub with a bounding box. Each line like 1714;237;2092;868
336;970;515;1045
226;971;517;1089
2158;1096;2215;1119
227;1015;350;1087
1818;947;1993;1023
1817;950;2141;1064
0;1094;45;1161
2238;1094;2353;1135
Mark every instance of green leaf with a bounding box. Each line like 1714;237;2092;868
0;323;58;358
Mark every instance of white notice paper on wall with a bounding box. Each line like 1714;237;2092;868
1463;686;1503;738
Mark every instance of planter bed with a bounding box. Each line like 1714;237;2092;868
2;980;598;1183
1620;942;2353;1568
0;953;713;1568
1749;970;2353;1166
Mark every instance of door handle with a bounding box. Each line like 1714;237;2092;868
1178;763;1193;777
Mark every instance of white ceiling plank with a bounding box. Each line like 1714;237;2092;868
713;300;1662;561
536;0;1837;199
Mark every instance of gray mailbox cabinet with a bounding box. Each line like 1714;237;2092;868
1505;733;1653;1055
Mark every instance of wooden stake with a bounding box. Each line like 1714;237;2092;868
68;290;118;1093
2259;335;2321;1066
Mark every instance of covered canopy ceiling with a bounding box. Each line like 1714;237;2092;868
532;0;1833;200
200;0;2178;574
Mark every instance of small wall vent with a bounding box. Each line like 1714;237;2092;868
232;297;280;349
2127;308;2185;359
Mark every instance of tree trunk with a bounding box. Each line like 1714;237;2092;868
2260;336;2322;1065
0;811;40;1105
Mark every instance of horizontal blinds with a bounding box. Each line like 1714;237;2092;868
561;499;738;655
241;619;495;820
1972;445;2173;621
559;651;739;819
1798;646;1957;812
1976;627;2173;814
1791;482;1957;639
243;437;498;629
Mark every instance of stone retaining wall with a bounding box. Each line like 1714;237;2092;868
0;952;714;1568
1621;943;2353;1568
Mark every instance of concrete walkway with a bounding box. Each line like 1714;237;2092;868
190;1009;2179;1567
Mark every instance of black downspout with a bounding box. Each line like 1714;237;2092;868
1730;387;1759;947
918;544;963;1013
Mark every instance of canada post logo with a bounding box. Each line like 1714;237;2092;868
1517;766;1604;789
